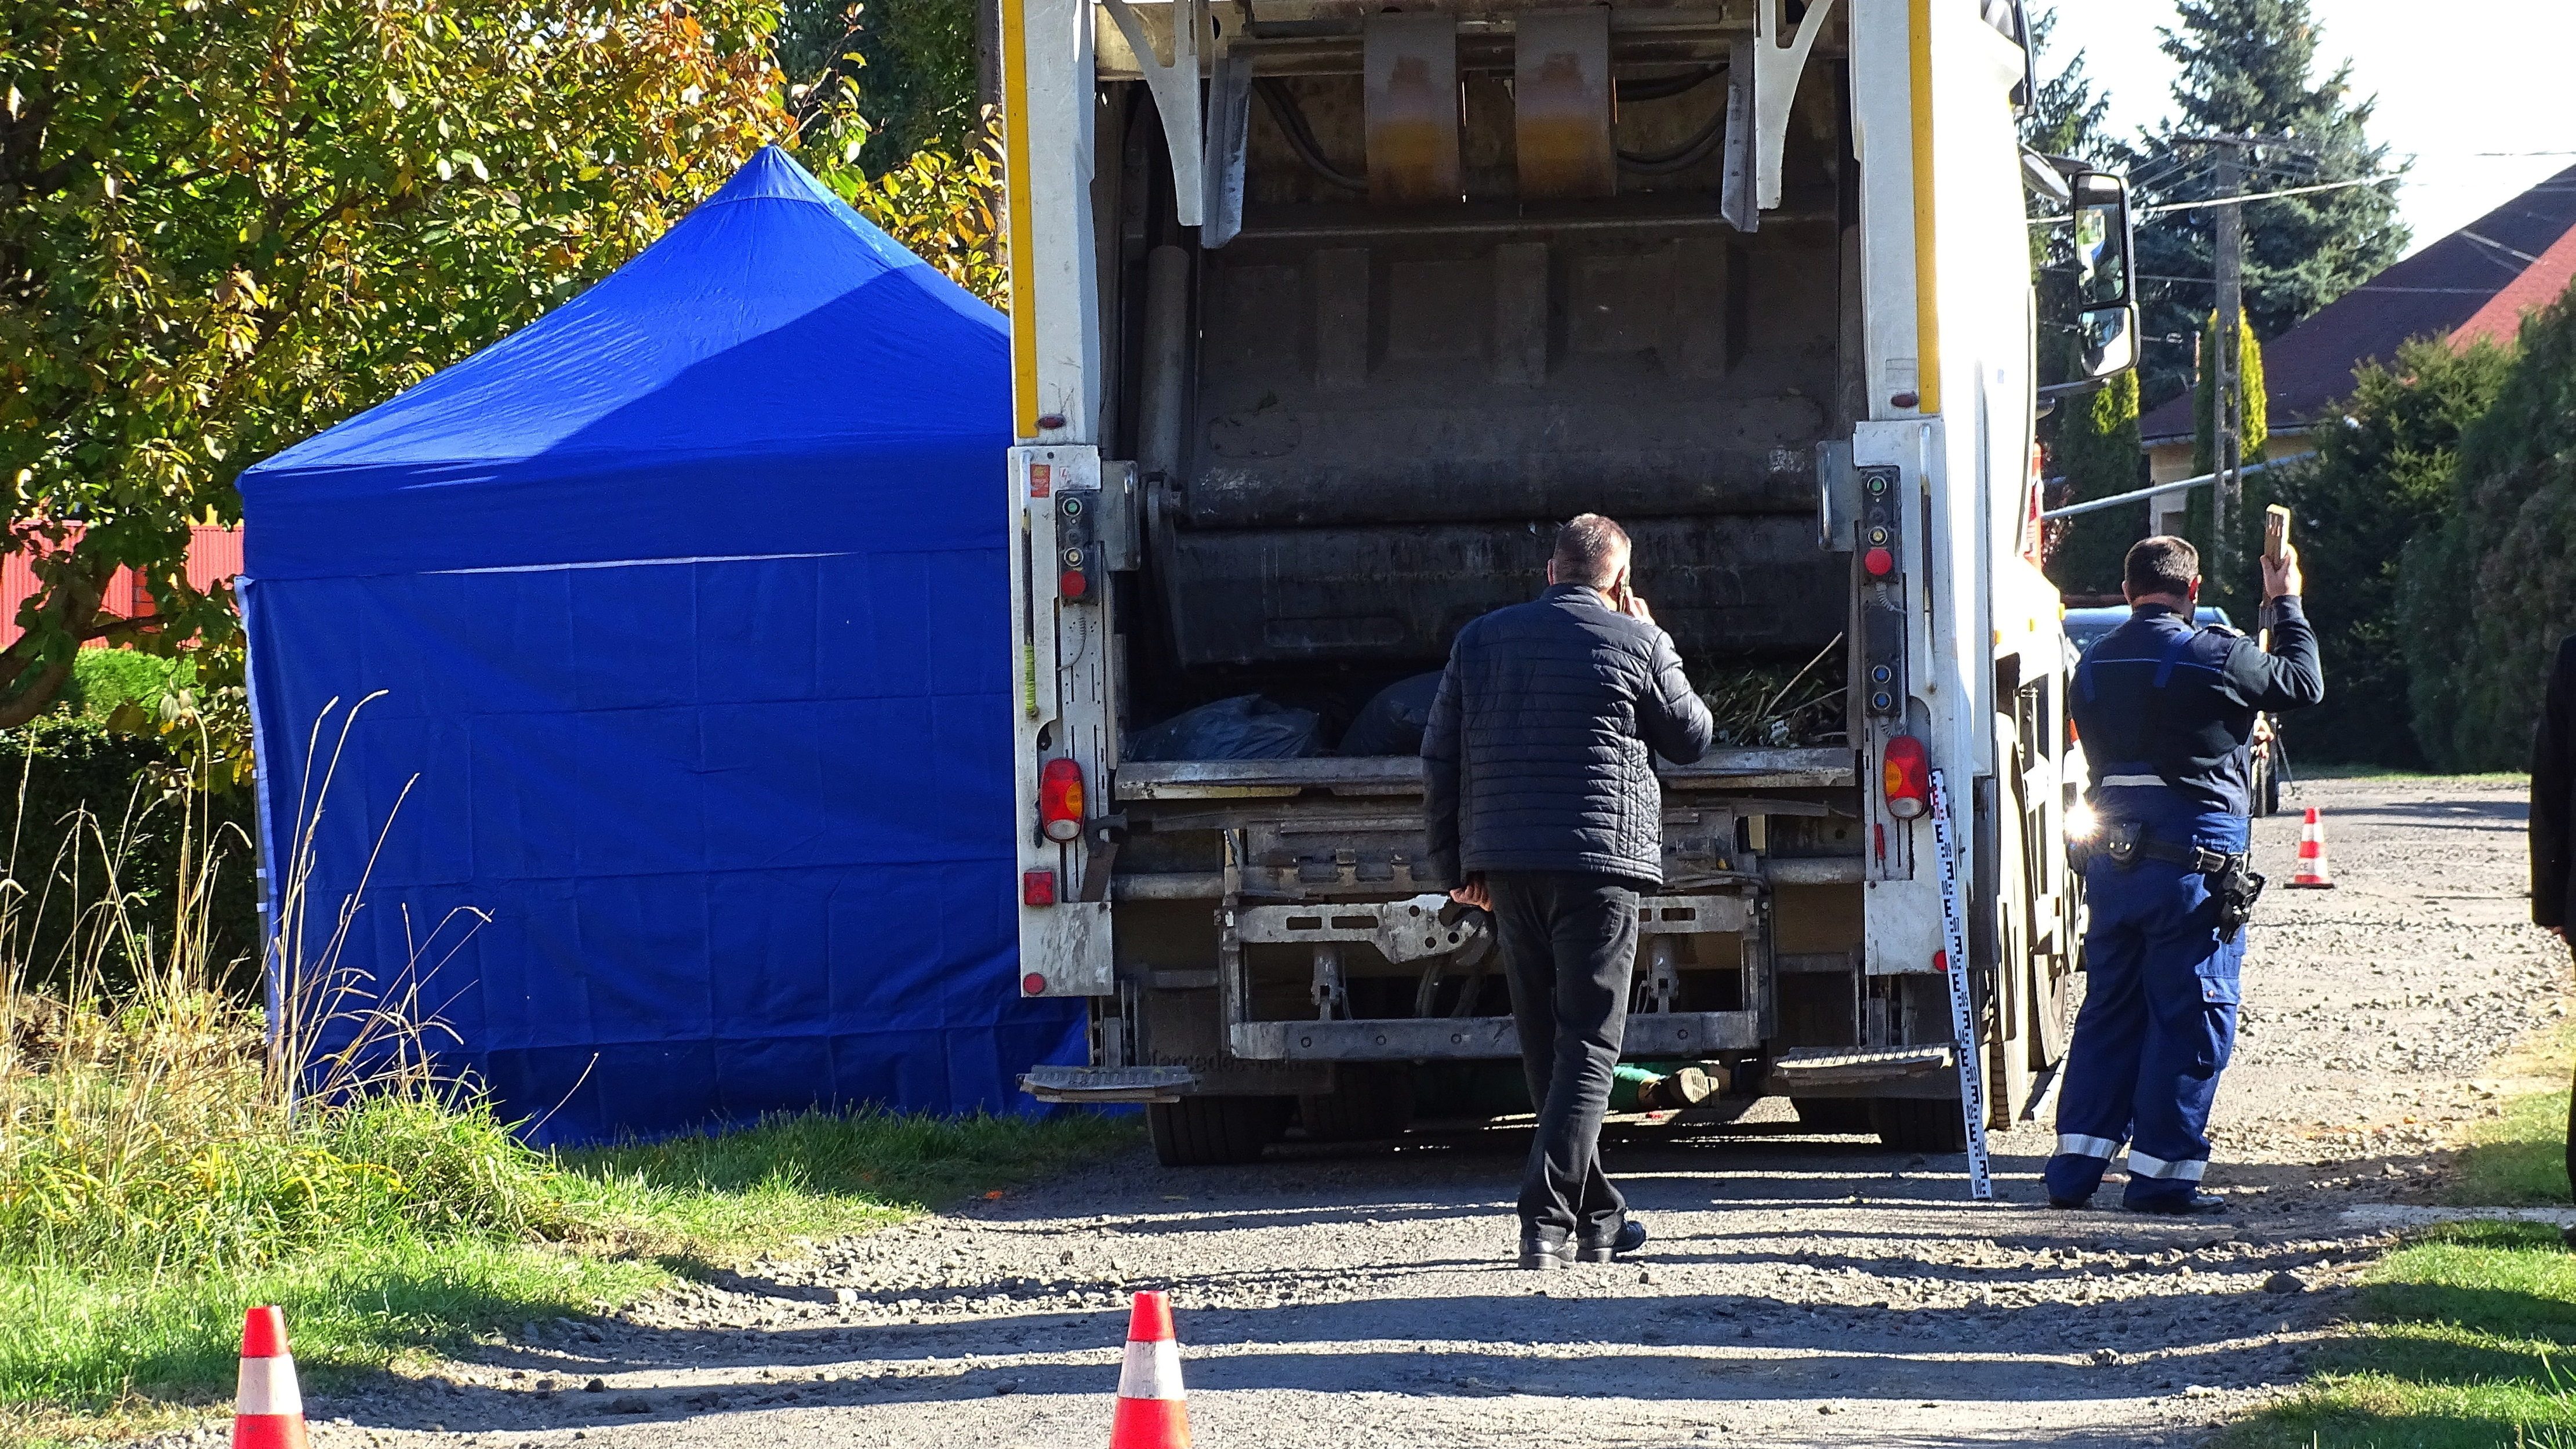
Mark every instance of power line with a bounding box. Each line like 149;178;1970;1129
2032;174;2393;226
2137;176;2392;215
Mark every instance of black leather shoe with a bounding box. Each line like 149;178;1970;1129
1519;1228;1572;1270
2047;1195;2091;1210
2127;1192;2229;1216
1575;1215;1648;1262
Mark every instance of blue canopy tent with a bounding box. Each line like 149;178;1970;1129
237;147;1082;1146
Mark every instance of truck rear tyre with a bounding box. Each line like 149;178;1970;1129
1298;1066;1416;1142
1871;1097;1967;1154
1792;1098;1876;1135
1148;1095;1289;1167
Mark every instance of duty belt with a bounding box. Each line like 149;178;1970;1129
2125;836;2245;875
2074;820;2267;934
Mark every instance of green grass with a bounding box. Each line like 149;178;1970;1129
2230;1222;2576;1449
2225;1027;2576;1448
0;1102;1134;1444
2451;1088;2574;1210
0;728;1140;1445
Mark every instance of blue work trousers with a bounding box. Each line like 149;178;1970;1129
2045;793;2248;1207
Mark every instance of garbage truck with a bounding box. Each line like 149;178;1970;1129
998;0;2141;1164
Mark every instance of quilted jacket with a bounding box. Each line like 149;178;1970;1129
1422;583;1715;887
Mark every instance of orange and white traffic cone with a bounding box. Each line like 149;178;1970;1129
2289;806;2335;889
232;1306;308;1449
1110;1291;1189;1449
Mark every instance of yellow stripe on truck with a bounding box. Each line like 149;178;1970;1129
1908;0;1941;416
1001;0;1040;438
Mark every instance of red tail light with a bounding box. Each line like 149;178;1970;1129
1882;735;1930;820
1039;757;1085;842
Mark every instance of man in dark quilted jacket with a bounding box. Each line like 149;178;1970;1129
1423;513;1715;1269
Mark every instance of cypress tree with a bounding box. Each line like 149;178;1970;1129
2123;0;2407;408
2191;314;2270;475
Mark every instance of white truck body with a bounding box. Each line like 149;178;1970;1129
999;0;2131;1160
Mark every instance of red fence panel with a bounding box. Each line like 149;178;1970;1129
0;526;245;651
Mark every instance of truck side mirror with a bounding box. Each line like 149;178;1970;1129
2069;169;2138;381
2078;305;2138;380
2068;170;2133;308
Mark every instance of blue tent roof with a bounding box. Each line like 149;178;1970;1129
242;146;1009;579
237;148;1080;1145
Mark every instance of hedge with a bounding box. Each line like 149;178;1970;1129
2400;287;2576;772
0;716;263;994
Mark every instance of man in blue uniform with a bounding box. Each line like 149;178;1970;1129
2047;535;2323;1214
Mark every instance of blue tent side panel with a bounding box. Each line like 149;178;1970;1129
235;148;1083;1145
241;549;1085;1147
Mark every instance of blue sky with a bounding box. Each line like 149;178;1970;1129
2036;2;2576;256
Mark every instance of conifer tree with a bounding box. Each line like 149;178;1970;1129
2124;0;2407;406
2044;371;2145;599
2192;315;2270;476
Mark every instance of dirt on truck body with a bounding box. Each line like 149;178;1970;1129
1000;0;2146;1163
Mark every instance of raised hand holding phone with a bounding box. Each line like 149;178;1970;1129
1613;568;1654;624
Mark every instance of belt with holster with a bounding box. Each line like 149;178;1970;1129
2073;820;2266;933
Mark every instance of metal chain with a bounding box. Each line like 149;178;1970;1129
1928;769;1995;1201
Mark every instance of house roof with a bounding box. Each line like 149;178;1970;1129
2139;162;2576;442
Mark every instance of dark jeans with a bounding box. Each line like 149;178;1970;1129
2564;942;2575;1205
1487;870;1641;1237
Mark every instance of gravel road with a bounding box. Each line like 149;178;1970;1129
269;775;2566;1449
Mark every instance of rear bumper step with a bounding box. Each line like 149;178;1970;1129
1761;1044;1957;1098
1020;1065;1198;1103
1231;1010;1761;1061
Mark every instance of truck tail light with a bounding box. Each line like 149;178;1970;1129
1883;735;1930;820
1039;758;1085;842
1022;870;1057;906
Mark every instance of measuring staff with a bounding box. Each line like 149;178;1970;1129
2048;532;2323;1215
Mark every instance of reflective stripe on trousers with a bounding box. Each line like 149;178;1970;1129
2126;1150;2208;1182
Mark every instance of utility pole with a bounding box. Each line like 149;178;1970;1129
2174;130;2321;582
2211;143;2243;566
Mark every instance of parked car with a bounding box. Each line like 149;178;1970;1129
2061;605;2285;815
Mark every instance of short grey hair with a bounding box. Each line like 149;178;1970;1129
1552;513;1632;589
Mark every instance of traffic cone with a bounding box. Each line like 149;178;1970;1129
1110;1291;1189;1449
2289;807;2335;889
232;1306;308;1449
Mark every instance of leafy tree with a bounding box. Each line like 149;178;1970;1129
777;0;978;174
771;0;997;306
2257;337;2512;766
0;0;792;727
2044;369;2143;598
2400;295;2576;772
835;137;1004;306
2123;0;2406;406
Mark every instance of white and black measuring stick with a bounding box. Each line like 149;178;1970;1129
1926;768;1995;1201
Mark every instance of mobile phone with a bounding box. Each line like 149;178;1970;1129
2263;505;2291;565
